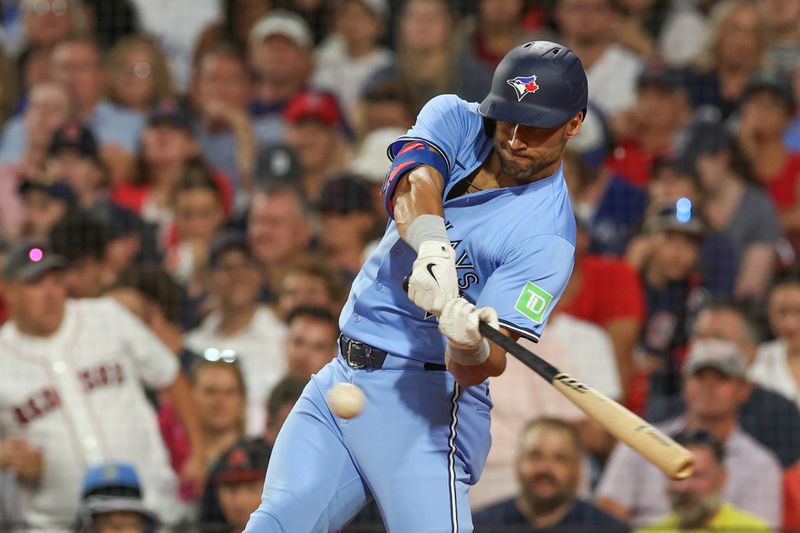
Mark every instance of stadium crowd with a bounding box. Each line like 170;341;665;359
1;0;800;531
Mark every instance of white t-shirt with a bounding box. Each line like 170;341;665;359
0;299;181;531
586;44;644;117
186;306;287;436
750;339;800;409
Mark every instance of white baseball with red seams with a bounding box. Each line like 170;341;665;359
326;383;365;419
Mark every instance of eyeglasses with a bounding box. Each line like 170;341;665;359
30;0;68;16
123;62;152;80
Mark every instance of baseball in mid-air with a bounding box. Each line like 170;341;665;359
327;383;365;419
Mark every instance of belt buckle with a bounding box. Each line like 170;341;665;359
346;340;371;369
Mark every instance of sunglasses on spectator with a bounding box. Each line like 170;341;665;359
202;348;240;366
30;0;68;16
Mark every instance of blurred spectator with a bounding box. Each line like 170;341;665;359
105;35;174;116
186;232;288;436
558;219;644;399
356;79;415;139
785;56;800;152
49;209;109;298
318;174;377;277
247;9;313;136
473;418;627;532
263;375;307;446
44;121;108;209
74;462;160;533
253;143;303;189
196;0;272;59
129;0;221;90
786;463;800;529
106;265;190;361
369;0;492;114
191;43;258;207
284;306;338;378
159;161;227;315
16;178;77;239
247;183;313;300
189;358;247;468
471;312;620;510
596;339;782;527
81;0;139;50
49;37;144;180
682;119;782;302
637;430;771;532
565;153;647;257
644;156;700;219
658;0;712;67
650;300;800;468
275;258;346;321
737;76;800;237
757;0;800;77
16;0;89;55
314;0;393;123
607;67;691;188
459;0;535;71
283;90;352;202
683;0;768;120
88;203;149;287
636;208;709;407
203;437;271;533
0;241;204;528
750;275;800;409
554;0;643;119
611;0;668;63
0;81;71;237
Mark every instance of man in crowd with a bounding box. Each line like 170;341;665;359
284;306;339;379
638;430;770;532
473;418;627;532
596;339;782;527
45;121;108;210
0;241;205;529
49;210;109;298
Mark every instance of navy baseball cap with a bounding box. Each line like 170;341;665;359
637;65;684;92
3;241;66;282
212;438;270;485
147;100;194;134
208;231;254;269
48;121;99;159
17;179;78;205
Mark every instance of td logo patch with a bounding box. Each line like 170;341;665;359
514;281;553;324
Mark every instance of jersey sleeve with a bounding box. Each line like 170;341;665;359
475;234;575;343
388;94;470;185
106;300;180;389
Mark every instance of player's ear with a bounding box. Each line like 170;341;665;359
564;113;583;140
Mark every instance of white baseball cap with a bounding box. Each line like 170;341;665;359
350;127;407;184
250;9;313;50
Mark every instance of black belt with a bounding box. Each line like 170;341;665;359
339;335;446;371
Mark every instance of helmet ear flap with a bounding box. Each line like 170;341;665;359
483;117;496;139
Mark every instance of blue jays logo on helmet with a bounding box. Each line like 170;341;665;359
506;75;540;102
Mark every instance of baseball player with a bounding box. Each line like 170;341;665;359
0;242;206;531
245;41;587;532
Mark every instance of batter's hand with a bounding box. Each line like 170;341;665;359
438;298;499;350
408;240;458;315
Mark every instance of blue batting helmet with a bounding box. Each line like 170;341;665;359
479;41;588;129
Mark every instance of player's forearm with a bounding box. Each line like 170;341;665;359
163;374;206;456
446;333;510;387
393;166;446;244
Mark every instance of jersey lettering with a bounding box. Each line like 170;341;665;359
13;387;62;425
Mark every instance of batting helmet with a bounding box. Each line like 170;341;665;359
479;41;588;129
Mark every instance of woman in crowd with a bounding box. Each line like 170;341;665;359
106;35;174;116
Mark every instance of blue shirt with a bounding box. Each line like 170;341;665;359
340;95;576;364
0;100;143;162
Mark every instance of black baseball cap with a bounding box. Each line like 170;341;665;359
212;438;270;485
87;202;144;240
48;121;99;159
17;179;78;205
147;100;194;134
254;143;303;187
644;202;705;238
208;231;254;269
3;241;66;282
318;174;373;214
637;65;684;92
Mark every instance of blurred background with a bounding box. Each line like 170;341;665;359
0;0;800;531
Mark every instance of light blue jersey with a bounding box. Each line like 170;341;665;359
245;95;576;533
341;94;576;363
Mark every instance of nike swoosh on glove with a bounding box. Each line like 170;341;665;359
407;240;458;315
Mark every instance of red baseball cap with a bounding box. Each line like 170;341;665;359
283;91;344;128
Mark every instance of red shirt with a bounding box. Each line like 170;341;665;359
606;139;674;189
559;255;646;326
761;153;800;212
785;465;800;528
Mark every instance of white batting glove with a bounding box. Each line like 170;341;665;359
439;298;499;366
407;240;459;315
